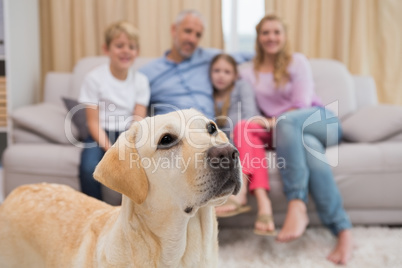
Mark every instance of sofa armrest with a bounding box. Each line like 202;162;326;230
12;128;51;144
386;132;402;142
352;75;378;109
11;103;79;144
43;72;73;106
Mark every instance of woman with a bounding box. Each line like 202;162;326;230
240;14;353;265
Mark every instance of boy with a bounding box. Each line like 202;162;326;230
79;21;150;200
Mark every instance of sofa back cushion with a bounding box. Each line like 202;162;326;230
44;72;73;106
310;59;357;120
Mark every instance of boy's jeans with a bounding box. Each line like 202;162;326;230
79;130;121;200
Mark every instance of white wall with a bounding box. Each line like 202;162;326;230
4;0;40;111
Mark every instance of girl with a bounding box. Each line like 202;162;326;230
211;54;276;236
240;14;353;264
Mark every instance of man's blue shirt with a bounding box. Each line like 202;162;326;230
139;48;253;119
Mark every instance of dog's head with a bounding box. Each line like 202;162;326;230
93;109;242;214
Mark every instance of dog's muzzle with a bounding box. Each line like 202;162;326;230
207;144;242;197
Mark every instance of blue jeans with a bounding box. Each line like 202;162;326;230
79;130;121;200
276;107;352;236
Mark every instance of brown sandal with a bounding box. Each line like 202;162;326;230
216;198;251;218
253;214;277;236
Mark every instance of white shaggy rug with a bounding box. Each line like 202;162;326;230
218;227;402;267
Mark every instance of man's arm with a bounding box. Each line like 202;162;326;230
230;51;255;64
203;48;254;64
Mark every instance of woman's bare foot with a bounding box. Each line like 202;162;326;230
327;230;353;265
276;199;309;242
254;188;275;233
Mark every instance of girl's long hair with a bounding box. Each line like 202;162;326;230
210;54;238;128
253;14;292;88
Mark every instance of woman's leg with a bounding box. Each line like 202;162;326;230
303;133;352;236
276;107;344;241
287;108;352;235
275;109;317;241
276;107;353;263
275;108;317;204
303;124;353;265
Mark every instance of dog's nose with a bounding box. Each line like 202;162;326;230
207;144;239;169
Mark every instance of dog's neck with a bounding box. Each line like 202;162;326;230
104;195;218;267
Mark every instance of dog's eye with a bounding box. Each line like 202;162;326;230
160;134;173;145
207;122;217;135
158;134;177;149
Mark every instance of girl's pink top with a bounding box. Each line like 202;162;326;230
240;53;322;118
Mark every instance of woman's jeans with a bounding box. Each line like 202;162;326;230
276;107;352;236
79;130;121;200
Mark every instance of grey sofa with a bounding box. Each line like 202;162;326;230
3;56;402;227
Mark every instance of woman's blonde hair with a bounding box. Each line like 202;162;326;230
253;14;292;88
210;54;238;128
104;21;139;48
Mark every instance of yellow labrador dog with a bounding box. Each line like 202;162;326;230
0;109;242;268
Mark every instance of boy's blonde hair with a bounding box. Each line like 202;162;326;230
104;21;139;48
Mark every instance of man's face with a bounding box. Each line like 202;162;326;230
172;15;204;59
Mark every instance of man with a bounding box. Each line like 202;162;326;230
140;10;253;119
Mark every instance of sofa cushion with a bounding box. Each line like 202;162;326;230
328;142;402;175
352;75;378;109
12;103;80;144
3;143;121;205
44;72;73;106
12;128;51;143
62;97;89;141
342;105;402;142
3;143;82;178
387;132;402;142
310;59;357;120
327;142;402;210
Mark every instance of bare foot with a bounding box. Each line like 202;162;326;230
254;188;275;233
327;230;353;265
276;199;309;242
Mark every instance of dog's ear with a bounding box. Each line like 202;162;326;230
93;124;148;204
